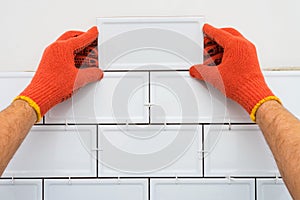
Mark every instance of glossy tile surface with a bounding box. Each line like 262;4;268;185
46;72;149;123
204;125;279;176
97;17;204;70
151;178;255;200
44;179;147;200
0;179;42;200
98;125;202;176
3;126;97;177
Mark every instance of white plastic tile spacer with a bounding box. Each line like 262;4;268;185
226;176;234;184
117;177;121;185
197;149;208;159
175;175;179;184
91;148;103;152
68;177;72;185
125;120;129;130
274;174;280;184
228;119;232;131
163;121;167;131
65;119;69;131
11;176;14;185
144;103;155;108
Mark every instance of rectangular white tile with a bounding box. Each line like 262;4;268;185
0;179;42;200
257;179;292;200
97;17;204;70
45;72;149;123
44;179;147;200
204;125;279;177
3;125;96;177
98;125;202;177
150;178;254;200
151;71;300;123
264;71;300;119
216;71;300;122
150;71;248;123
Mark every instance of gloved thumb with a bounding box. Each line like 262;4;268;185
74;68;104;91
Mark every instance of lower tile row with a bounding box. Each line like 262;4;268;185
0;178;291;200
3;124;279;177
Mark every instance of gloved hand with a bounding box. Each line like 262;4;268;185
190;24;281;122
14;27;103;122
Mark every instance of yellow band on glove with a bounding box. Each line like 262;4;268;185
250;96;282;122
14;96;42;123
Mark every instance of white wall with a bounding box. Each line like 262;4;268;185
0;0;299;71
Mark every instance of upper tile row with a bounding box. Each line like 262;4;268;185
0;71;299;123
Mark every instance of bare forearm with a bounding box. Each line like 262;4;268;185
0;100;36;176
256;101;300;199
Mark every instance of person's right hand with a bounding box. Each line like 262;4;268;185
14;27;103;122
190;24;281;122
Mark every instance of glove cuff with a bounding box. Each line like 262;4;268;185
13;96;42;122
250;96;281;122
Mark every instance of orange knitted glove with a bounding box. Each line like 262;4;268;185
190;24;281;122
14;27;103;122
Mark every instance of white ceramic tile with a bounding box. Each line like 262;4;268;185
44;179;147;200
97;17;204;70
98;125;202;176
45;72;149;123
150;178;254;200
150;71;248;123
257;179;292;200
264;71;300;119
0;179;42;200
204;125;279;177
218;71;300;122
3;125;96;177
0;72;33;112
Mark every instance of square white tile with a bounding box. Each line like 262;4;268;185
97;17;204;70
3;125;97;177
204;125;279;176
0;179;42;200
150;178;254;200
44;179;148;200
257;179;292;200
98;125;202;176
45;72;149;123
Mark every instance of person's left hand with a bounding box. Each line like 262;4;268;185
15;27;103;122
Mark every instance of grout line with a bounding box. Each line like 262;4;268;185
148;178;151;200
40;122;256;126
148;71;151;124
42;179;45;200
0;176;277;180
96;125;99;178
254;178;257;200
202;124;205;178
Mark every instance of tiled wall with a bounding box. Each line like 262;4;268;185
0;71;297;200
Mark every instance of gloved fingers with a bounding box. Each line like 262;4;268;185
203;24;233;48
203;53;223;66
67;26;99;52
204;43;223;60
221;27;245;38
73;67;103;91
56;30;84;41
